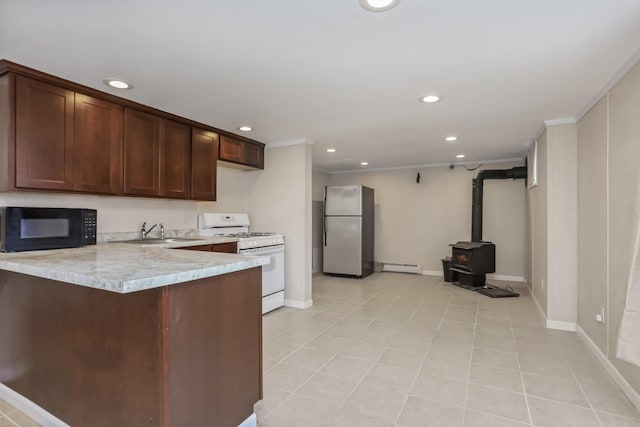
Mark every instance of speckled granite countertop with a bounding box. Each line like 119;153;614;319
0;238;268;294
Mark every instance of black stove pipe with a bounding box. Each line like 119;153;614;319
471;166;527;242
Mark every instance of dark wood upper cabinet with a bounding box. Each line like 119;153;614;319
243;142;264;169
219;135;244;163
160;120;191;199
1;60;266;199
219;135;264;170
191;128;218;201
74;94;123;194
124;110;191;199
15;75;74;190
124;108;161;196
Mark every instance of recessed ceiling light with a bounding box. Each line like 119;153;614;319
359;0;401;12
103;78;132;90
238;126;252;132
360;162;369;166
420;95;440;103
326;148;336;153
456;154;465;159
445;136;457;142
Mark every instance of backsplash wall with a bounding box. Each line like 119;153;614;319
0;167;249;234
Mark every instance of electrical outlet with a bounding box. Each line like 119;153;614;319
598;306;606;324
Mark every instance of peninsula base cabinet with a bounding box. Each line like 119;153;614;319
0;268;262;427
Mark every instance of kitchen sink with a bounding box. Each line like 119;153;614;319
122;238;204;245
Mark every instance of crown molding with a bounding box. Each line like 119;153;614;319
576;46;640;122
266;138;313;148
544;118;577;126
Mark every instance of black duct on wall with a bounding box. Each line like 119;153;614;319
471;167;527;242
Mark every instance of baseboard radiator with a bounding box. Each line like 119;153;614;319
381;263;422;275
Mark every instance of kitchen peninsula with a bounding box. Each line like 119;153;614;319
0;240;268;427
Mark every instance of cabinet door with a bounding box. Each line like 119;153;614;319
243;142;264;169
176;244;213;251
124;108;160;196
74;94;123;194
160;120;191;199
219;135;244;163
15;76;74;190
191;128;218;201
212;242;238;253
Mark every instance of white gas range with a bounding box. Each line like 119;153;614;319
198;213;285;314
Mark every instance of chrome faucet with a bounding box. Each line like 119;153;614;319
141;222;164;239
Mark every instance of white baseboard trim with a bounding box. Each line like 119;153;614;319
421;270;442;277
532;290;547;322
382;263;421;274
546;320;577;332
284;299;313;309
576;325;640;411
420;271;526;283
487;274;525;282
0;383;69;427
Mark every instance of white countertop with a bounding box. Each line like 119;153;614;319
0;238;268;294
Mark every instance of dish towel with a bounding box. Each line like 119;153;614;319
617;172;640;367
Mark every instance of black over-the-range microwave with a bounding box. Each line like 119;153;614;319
0;207;97;252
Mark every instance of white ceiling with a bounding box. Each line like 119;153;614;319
1;0;640;172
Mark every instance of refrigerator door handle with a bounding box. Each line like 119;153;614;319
324;216;327;246
323;186;328;246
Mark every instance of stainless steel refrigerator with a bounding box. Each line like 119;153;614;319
323;185;374;278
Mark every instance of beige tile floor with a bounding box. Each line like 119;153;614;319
257;273;640;427
0;400;40;427
2;272;638;426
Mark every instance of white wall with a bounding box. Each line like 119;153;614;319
197;167;248;215
246;143;313;308
576;60;640;396
312;169;330;202
527;123;579;328
546;124;579;326
0;192;198;234
329;161;527;278
607;61;640;392
578;97;609;354
0;166;250;235
529;131;548;315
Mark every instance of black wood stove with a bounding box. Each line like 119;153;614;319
449;166;526;287
449;241;495;287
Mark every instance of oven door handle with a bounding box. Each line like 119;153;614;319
240;246;285;256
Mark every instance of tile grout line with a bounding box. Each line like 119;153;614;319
260;300;356;420
332;286;396;422
263;283;389;423
391;293;447;427
392;291;457;426
567;364;606;427
512;304;535;427
262;276;553;425
462;294;480;427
